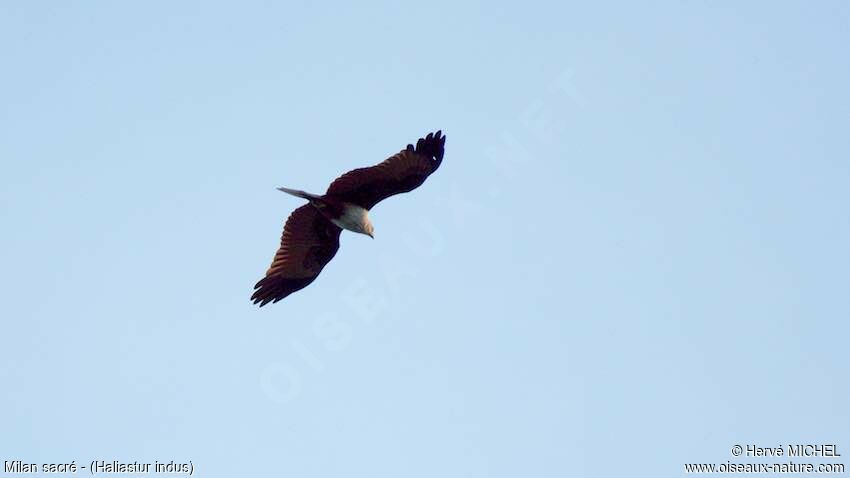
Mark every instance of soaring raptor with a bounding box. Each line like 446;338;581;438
251;131;446;306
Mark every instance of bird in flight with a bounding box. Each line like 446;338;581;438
251;131;446;307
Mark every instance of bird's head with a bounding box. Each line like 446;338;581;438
345;205;374;238
352;210;374;239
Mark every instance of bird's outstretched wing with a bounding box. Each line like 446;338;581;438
325;131;446;210
251;204;342;306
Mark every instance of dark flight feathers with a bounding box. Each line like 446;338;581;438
325;130;446;210
252;131;445;306
251;205;342;306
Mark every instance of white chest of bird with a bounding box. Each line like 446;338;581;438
331;203;374;238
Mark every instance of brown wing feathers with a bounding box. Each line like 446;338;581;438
251;205;342;306
325;130;446;210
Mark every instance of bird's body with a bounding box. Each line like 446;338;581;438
328;202;372;236
251;131;446;307
277;187;374;237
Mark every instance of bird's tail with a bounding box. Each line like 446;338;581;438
277;187;321;201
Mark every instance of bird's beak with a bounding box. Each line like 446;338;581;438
368;233;374;239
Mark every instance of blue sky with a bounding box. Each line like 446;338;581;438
1;1;848;476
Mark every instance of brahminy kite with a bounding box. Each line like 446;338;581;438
251;131;446;306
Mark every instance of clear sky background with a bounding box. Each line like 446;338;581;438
1;2;848;476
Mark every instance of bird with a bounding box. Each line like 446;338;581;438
251;130;446;307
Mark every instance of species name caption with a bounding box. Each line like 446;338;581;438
4;460;194;475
